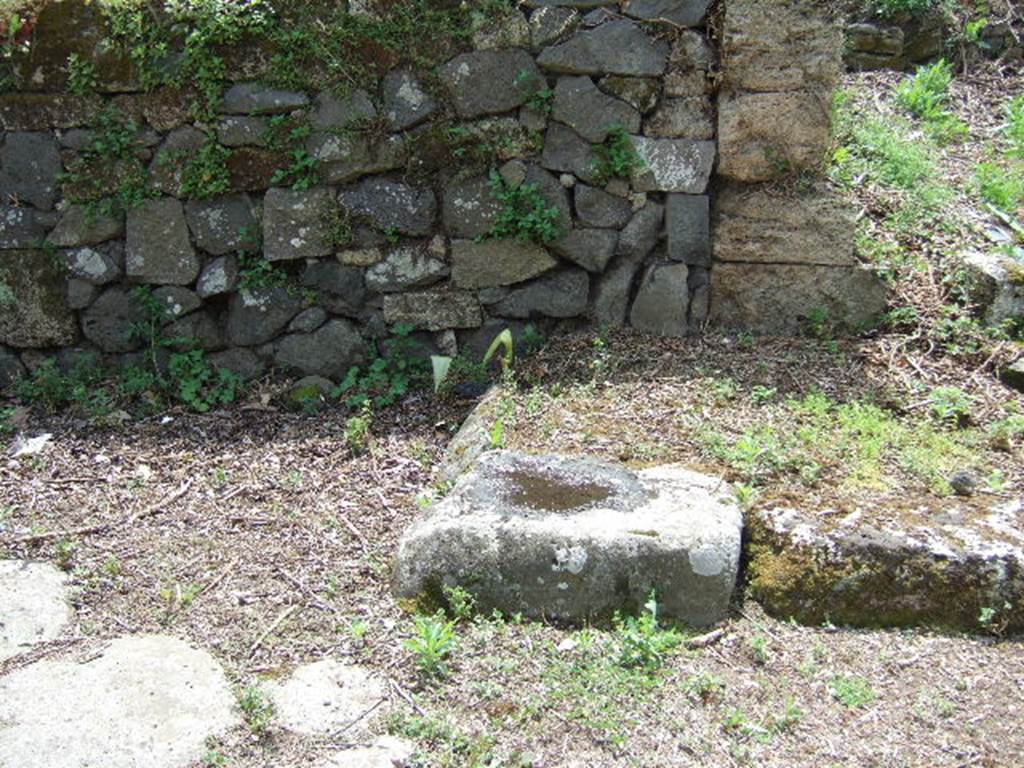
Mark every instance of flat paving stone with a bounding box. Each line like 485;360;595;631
266;658;387;737
0;560;71;662
0;635;240;768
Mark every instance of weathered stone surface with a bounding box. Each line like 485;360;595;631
575;185;632;229
152;286;201;321
451;239;558;289
617;201;664;259
309;132;406;185
962;250;1024;330
383;291;483;331
66;279;99;310
0;132;61;210
537;20;670;76
630;137;714;193
551;228;618;273
665;194;709;266
710;263;889;335
0;561;71;662
541;122;602;185
0;205;58;249
596;76;661;113
215;116;269;147
274;319;367;380
185;195;257;256
718;91;831;182
0;347;25;390
308;738;415;768
472;7;531;49
338;179;437;237
263;187;334;261
552;76;640;143
747;499;1024;633
0;251;77;348
301;261;366;316
630;261;690;337
436;386;508;484
0;635;241;768
489;268;589;318
126;198;200;285
530;7;580;50
645;96;714;139
443;176;503;239
439;50;542;118
688;267;710;328
267;660;386;737
846;22;905;56
81;287;145;353
311;90;376;130
623;0;712;26
1001;358;1024;393
383;70;438;130
395;451;742;625
284;375;335;407
220;83;309;115
149;126;206;196
338;247;384;267
165;310;225;351
64;246;121;285
225;147;288;192
0;93;101;131
226;287;305;346
196;256;238;298
366;244;449;292
47;205;123;247
209;347;266;381
288;307;328;334
593;252;645;327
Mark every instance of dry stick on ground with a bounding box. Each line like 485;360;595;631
684;628;726;650
164;557;239;623
248;603;301;659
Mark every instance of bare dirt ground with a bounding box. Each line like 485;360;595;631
2;331;1023;768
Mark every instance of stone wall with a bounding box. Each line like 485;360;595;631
0;0;886;390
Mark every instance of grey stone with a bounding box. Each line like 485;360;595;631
366;245;449;293
645;96;714;139
149;126;206;196
337;247;384;267
552;76;640;143
226;287;305;346
338;179;437;237
215;116;269;147
274;318;367;380
0;205;57;249
0;132;61;210
622;0;711;26
519;105;548;133
309;132;406;186
126;198;200;285
383;291;483;331
394;451;742;626
962;251;1024;330
152;286;201;321
0;635;240;768
530;7;581;50
710;263;888;335
550;228;618;273
0;251;77;348
846;22;905;56
267;660;386;737
209;347;265;381
537;20;670;76
288;307;328;334
489;268;589;318
47;205;123;247
541;122;602;185
300;261;366;316
451;239;558;289
439;50;543;118
165;310;225;351
665;194;709;266
630;261;690;337
383;70;438;130
0;560;71;662
630;137;715;193
65;246;120;285
593;252;645;327
616;201;664;259
196;256;239;298
688;270;710;329
81;287;145;353
220;83;309;115
263;187;334;261
308;739;414;768
1000;359;1024;393
472;8;531;49
436;386;509;484
0;347;25;390
575;185;632;229
597;76;661;113
443;176;503;240
310;90;376;130
185;195;257;256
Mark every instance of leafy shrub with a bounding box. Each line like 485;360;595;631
1006;95;1024;157
895;59;968;143
334;324;429;409
167;349;245;413
593;126;644;183
929;386;974;426
485;170;564;244
830;675;877;708
405;611;459;677
344;405;373;456
613;592;682;671
975;162;1024;213
180;137;232;199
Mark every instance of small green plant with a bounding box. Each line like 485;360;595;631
443;585;477;621
180;137;232;200
335;325;428;409
65;53;98;95
593;125;644;183
895;59;968;144
748;634;771;665
344;404;373;456
237;684;275;736
929;386;973;426
975;161;1024;213
978;601;1012;635
405;610;459;676
1006;95;1024;158
613;592;683;672
54;538;77;571
750;385;777;405
103;556;123;578
168;350;245;413
488;417;506;449
0;407;14;438
830;675;877;708
484;170;564;244
684;670;725;703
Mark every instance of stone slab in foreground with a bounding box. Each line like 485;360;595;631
0;560;72;661
0;635;240;768
747;499;1024;633
394;451;742;626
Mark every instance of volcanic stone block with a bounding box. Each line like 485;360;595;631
451;239;558;289
442;176;504;240
537;19;670;77
383;291;483;331
665;194;710;266
220;83;309;115
551;76;640;143
47;205;123;248
382;70;438;130
630;261;690;337
575;185;633;229
126;198;200;285
394;451;742;626
80;287;146;353
338;179;437;237
263;188;335;261
439;50;542;118
488;268;589;318
0;205;58;249
0;132;61;210
274;319;368;381
550;228;618;273
622;0;712;26
366;245;449;293
0;250;78;348
185;195;257;256
630;137;715;193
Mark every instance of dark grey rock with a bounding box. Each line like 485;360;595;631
64;246;120;285
442;176;503;240
529;7;580;50
961;251;1024;330
308;132;406;186
537;20;669;76
394;450;742;626
0;346;25;391
288;307;328;334
575;185;632;229
0;132;61;210
622;0;711;26
226;287;305;346
185;195;257;256
126;198;200;285
165;310;225;351
596;76;661;113
366;245;449;293
382;71;438;130
209;347;265;381
846;22;904;56
0;206;58;249
382;291;483;331
65;279;99;310
152;286;201;321
592;251;645;327
1000;359;1024;393
550;228;618;273
196;256;238;298
47;205;123;247
688;266;710;329
541;122;601;185
310;90;376;130
630;261;690;337
284;375;335;408
617;201;664;258
220;83;309;115
666;194;709;266
524;165;572;234
338;179;437;237
263;188;334;261
949;470;979;497
439;50;543;118
274;318;367;380
80;287;145;353
489;268;589;318
472;8;531;50
451;239;558;289
552;76;640;142
630;137;715;193
149;127;206;197
215;116;269;147
300;261;366;316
